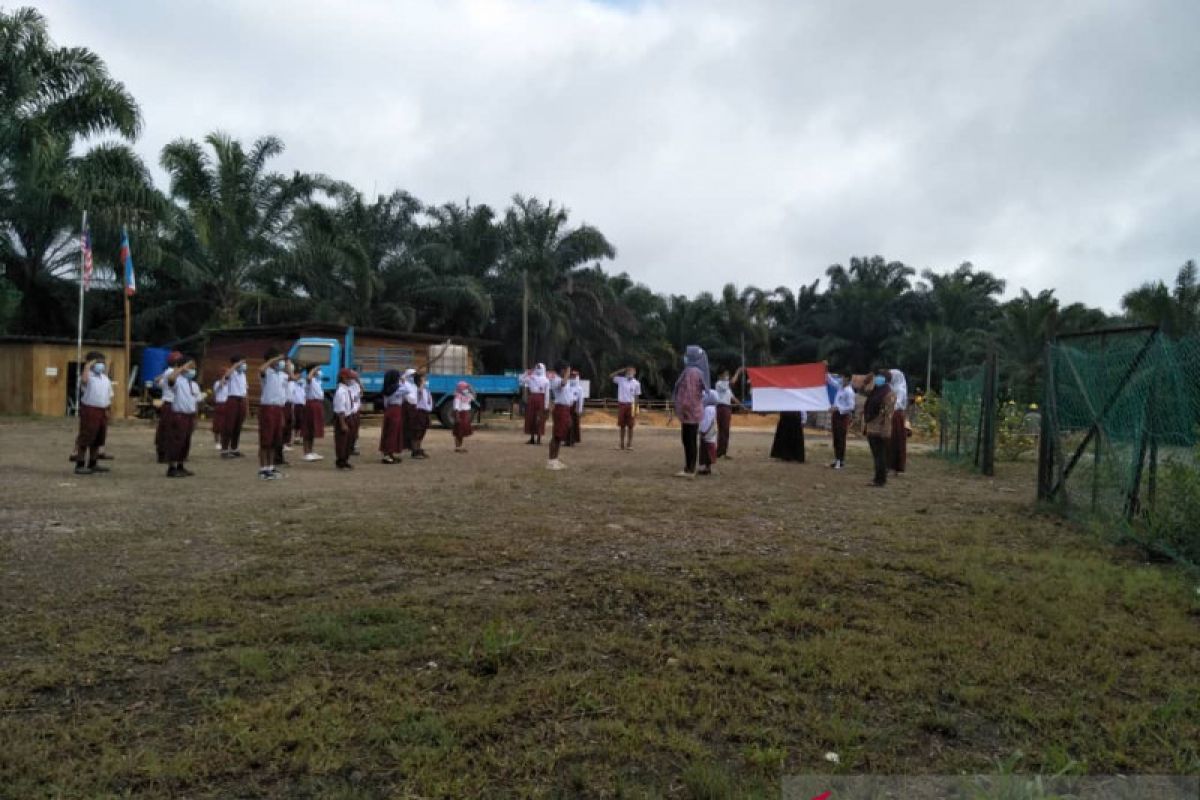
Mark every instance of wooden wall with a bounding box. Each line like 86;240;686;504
0;343;130;417
201;336;292;407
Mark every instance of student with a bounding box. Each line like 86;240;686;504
610;366;641;451
453;381;475;452
520;363;550;445
220;354;249;457
863;368;896;487
770;411;807;462
257;349;291;480
379;369;406;464
333;368;357;470
546;362;574;470
672;345;709;478
165;355;200;477
698;390;719;476
154;351;182;464
410;372;432;459
211;370;229;451
400;368;418;454
567;370;583;446
830;373;856;470
302;366;325;461
888;369;909;475
288;373;306;446
713;367;743;458
73;351;113;475
349;371;363;456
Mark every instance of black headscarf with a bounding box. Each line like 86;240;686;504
382;369;401;398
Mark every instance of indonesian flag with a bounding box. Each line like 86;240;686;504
746;363;830;412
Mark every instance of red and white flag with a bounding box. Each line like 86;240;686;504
746;363;830;412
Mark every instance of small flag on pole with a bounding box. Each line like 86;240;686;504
81;226;94;291
120;227;136;296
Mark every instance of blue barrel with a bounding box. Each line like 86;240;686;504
140;347;170;388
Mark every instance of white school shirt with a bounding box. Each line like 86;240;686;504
213;378;230;404
700;405;718;443
713;379;734;406
834;385;856;415
384;385;406;407
349;382;362;414
171;375;200;415
550;376;575;407
571;382;585;413
226;369;248;398
306;376;324;401
289;380;306;405
81;372;113;409
401;381;419;405
613;376;641;404
260;368;288;406
416;386;433;412
157;369;175;403
453;393;473;412
332;383;353;416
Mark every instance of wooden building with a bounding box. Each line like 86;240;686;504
0;336;137;418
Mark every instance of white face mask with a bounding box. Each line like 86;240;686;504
276;361;287;372
185;368;196;380
312;370;321;380
91;363;106;375
236;364;247;373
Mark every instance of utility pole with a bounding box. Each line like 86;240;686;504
521;269;529;371
925;327;933;392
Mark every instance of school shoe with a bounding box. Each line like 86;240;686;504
74;464;93;475
283;444;293;452
546;459;566;470
177;467;194;477
303;453;323;461
88;463;110;473
673;470;695;479
221;451;237;459
230;450;244;458
214;442;222;450
167;467;182;478
834;461;845;470
259;469;281;480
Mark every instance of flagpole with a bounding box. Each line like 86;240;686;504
124;288;132;419
74;210;88;417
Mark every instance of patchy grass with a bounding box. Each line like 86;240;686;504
0;417;1197;798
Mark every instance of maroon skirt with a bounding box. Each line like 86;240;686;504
454;409;473;439
380;404;405;454
212;401;226;435
525;393;546;436
304;399;325;439
75;405;108;454
165;411;196;463
552;404;573;442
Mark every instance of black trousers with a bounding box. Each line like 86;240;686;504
832;410;850;462
681;423;699;473
868;435;888;485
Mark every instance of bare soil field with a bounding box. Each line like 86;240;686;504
0;416;1197;798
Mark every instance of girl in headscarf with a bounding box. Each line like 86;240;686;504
520;363;550;445
379;368;405;464
888;369;909;474
672;345;709;477
302;365;325;461
769;411;806;463
862;368;896;487
453;380;475;452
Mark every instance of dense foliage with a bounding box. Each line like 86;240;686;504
1;7;1192;399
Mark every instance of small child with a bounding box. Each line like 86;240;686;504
73;351;113;475
379;369;406;464
333;368;357;470
220;355;249;457
411;372;432;459
453;381;475;452
165;355;200;477
567;370;583;446
302;366;325;461
546;361;573;470
289;373;306;446
258;349;291;480
698;390;719;476
154;350;182;464
348;371;363;456
211;370;229;451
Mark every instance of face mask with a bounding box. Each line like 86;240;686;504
92;363;106;375
236;364;247;374
276;361;287;372
312;371;321;380
874;375;886;387
185;368;197;380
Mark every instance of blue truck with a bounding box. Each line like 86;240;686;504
287;326;519;427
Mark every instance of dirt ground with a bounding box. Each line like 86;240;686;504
0;416;1197;798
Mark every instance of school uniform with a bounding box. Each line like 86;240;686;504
568;380;583;445
221;369;249;452
304;376;325;441
153;368;175;463
333;383;355;464
348;381;363;453
613;375;641;429
521;368;550;437
212;377;229;442
550;377;575;443
409;385;432;453
713;379;735;457
453;392;474;440
75;370;113;466
380;384;406;456
699;402;719;470
166;373;199;464
258;367;289;452
289;379;306;439
832;384;856;465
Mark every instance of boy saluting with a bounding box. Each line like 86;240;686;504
73;351;113;475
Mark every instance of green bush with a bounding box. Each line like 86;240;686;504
1137;450;1200;565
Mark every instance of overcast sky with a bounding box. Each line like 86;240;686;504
37;0;1200;311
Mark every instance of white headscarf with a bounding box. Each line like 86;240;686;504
534;363;546;378
402;368;416;383
890;369;908;410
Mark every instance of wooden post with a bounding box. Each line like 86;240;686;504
981;352;997;477
123;292;132;418
1037;341;1054;499
1125;378;1156;519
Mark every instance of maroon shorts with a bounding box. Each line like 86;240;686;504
212;401;226;435
454;409;473;439
552;404;573;442
617;402;635;429
258;404;285;449
165;411;196;463
75;405;108;454
304;399;325;439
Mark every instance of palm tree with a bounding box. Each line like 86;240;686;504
159;132;321;326
819;256;916;371
0;6;157;333
999;289;1059;401
1121;260;1199;338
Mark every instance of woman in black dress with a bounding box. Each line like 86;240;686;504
769;411;806;462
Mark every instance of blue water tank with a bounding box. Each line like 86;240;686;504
141;347;170;388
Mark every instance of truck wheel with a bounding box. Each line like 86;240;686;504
437;402;455;429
